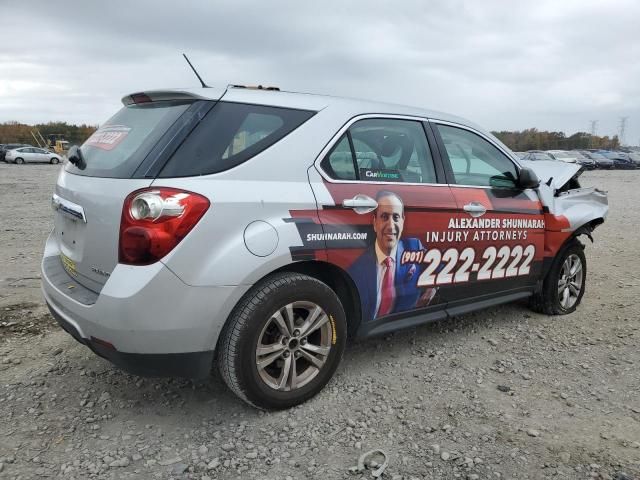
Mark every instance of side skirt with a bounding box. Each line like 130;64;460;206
356;287;534;339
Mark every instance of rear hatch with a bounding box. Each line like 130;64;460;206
53;96;207;292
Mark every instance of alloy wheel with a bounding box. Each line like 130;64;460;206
255;301;332;391
557;254;583;309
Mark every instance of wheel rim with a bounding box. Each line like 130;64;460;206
557;254;583;309
255;301;332;392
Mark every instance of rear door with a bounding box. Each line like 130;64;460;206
311;116;459;335
430;122;545;312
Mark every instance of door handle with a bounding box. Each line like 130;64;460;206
463;202;487;217
343;194;378;214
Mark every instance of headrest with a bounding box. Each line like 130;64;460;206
380;135;402;157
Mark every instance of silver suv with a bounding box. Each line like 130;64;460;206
42;86;607;409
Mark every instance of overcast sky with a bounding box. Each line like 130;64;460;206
2;0;639;144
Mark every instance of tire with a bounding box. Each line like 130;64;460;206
50;157;60;164
15;157;24;164
218;272;347;410
530;240;586;315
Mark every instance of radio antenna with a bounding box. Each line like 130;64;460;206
182;53;209;88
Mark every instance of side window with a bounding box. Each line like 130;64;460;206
222;113;283;159
436;124;518;188
351;119;436;183
320;135;356;180
320;118;437;183
160;102;315;178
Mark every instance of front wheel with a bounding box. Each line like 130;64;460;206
50;157;60;164
218;272;347;410
530;240;586;315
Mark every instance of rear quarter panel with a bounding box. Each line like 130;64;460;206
154;107;352;287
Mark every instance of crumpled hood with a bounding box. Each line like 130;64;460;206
520;160;582;190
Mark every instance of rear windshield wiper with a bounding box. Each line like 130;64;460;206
68;145;86;170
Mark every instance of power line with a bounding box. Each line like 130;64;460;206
589;120;598;148
618;116;628;146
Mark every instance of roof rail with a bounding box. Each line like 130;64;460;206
229;84;280;91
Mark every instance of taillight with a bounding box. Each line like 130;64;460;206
119;187;209;265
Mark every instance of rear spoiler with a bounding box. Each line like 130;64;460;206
121;90;208;106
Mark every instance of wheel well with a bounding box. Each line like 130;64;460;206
573;218;604;242
273;261;362;338
541;218;603;281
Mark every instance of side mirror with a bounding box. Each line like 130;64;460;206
518;167;540;189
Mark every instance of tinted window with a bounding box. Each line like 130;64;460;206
320;118;437;183
160;102;315;177
65;100;192;178
436;124;518;188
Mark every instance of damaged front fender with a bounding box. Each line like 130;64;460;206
521;160;609;234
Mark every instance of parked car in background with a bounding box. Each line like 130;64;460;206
599;151;636;170
513;152;528;159
5;146;63;164
520;151;555;161
579;151;615;169
546;150;578;163
569;151;596;170
0;143;31;162
626;152;640;167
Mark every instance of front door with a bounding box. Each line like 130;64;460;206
310;117;460;335
430;122;545;311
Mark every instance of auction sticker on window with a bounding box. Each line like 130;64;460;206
85;125;131;151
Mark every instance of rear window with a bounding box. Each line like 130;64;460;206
158;102;315;177
65;101;192;178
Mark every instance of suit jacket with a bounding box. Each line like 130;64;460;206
348;237;424;323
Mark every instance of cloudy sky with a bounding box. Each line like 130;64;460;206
2;0;639;144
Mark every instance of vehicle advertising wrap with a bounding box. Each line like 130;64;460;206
289;181;563;325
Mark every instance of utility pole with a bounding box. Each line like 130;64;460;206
618;116;628;147
589;120;598;148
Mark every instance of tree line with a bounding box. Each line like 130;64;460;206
492;128;620;152
0;121;622;153
0;121;97;147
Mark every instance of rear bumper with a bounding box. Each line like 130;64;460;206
47;302;214;378
41;240;250;377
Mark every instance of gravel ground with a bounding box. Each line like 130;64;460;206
0;163;638;480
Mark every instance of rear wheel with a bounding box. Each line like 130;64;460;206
218;272;347;409
15;157;24;164
50;157;60;164
530;240;586;315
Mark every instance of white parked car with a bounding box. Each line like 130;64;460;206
6;146;63;164
546;150;578;163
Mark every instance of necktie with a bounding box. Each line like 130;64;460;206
378;257;395;317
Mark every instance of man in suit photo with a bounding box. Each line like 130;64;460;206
348;190;436;322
